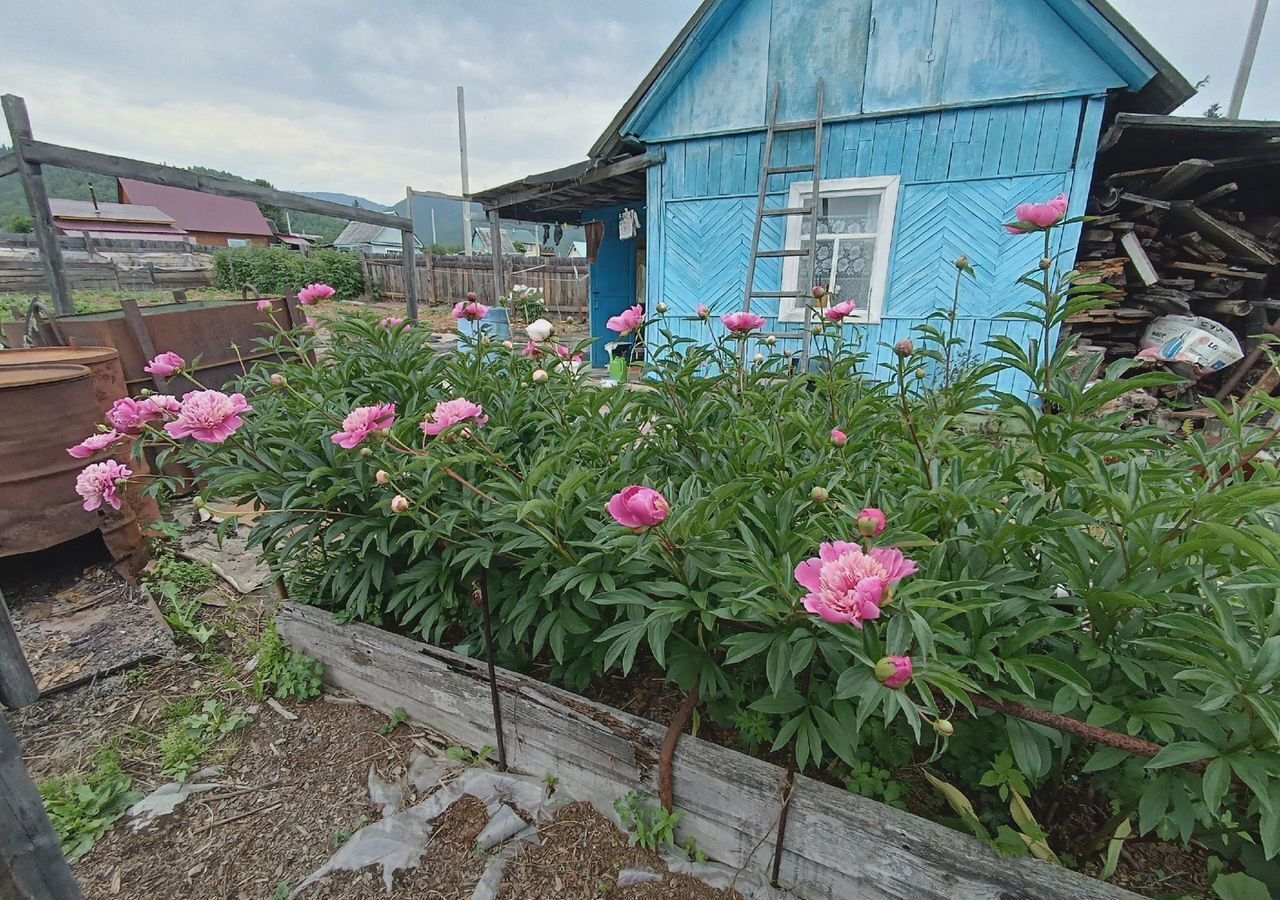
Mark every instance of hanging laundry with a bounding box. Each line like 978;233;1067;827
618;208;641;241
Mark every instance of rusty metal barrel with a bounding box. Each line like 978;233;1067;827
0;346;126;416
0;364;107;557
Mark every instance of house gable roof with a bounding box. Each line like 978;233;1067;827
589;0;1193;159
118;178;273;236
333;221;422;248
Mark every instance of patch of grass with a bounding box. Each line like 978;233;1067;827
445;745;494;767
39;748;142;862
144;553;219;649
159;698;252;781
613;792;684;855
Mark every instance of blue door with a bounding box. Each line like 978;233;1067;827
585;204;642;368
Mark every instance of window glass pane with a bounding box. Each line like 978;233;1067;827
797;238;835;291
832;237;876;305
816;193;879;235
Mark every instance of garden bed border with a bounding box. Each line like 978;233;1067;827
277;602;1140;900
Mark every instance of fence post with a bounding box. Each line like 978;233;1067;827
2;95;74;316
1;590;85;899
358;253;371;297
421;251;433;306
488;210;507;314
401;189;418;322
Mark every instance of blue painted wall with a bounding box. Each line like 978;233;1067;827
615;0;1120;392
584;204;643;369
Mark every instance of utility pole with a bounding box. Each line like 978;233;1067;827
431;208;437;246
1228;0;1270;118
458;86;472;256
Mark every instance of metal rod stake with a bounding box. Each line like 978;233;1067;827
478;572;508;771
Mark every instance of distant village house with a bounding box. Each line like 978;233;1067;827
117;178;273;247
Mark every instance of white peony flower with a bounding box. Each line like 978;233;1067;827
526;318;554;342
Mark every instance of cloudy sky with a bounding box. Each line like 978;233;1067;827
2;1;1275;205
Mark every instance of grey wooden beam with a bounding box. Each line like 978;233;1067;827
0;590;37;710
0;151;17;179
10;116;411;232
2;96;74;316
488;209;506;316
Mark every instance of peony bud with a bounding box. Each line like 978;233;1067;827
765;335;776;346
359;447;372;458
1039;258;1052;271
954;255;970;270
375;469;391;485
656;302;668;314
895;339;914;358
696;304;710;320
391;495;409;513
830;428;848;448
874;656;913;689
192;495;205;508
502;340;514;350
526;318;555;342
812;284;827;299
532;369;549;383
933;718;955;737
753;352;765;364
856;507;887;537
916;367;927;380
270;373;287;388
466;292;478;302
810;486;829;504
139;388;153;398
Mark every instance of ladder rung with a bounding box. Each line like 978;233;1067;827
760;206;812;217
765;165;813;175
756;248;810;258
749;290;811;298
773;119;817;133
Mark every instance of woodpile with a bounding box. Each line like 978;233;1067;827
1067;145;1278;403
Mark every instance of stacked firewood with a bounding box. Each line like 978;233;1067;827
1066;159;1277;372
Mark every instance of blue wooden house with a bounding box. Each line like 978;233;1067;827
474;0;1191;380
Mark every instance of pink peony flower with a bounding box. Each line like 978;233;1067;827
794;542;918;628
298;283;336;305
856;508;887;537
812;285;827;299
607;486;670;530
165;390;252;444
380;316;410;328
554;345;571;358
520;341;543;359
721;311;766;334
144;351;185;378
67;430;128;459
257;298;273;312
420;398;487;437
143;394;182;417
106;397;162;436
830;428;848;448
452;300;490;321
824;300;857;322
1005;194;1069;233
875;656;913;689
606;304;646;337
76;459;132;511
895;339;914;357
331;403;396;449
696;304;710;320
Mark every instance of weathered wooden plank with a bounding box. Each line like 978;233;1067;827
2;95;74;315
17;133;409;232
0;591;37;710
278;602;1140;900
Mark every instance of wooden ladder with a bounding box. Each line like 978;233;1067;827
743;78;826;370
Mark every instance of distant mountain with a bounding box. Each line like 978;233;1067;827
294;191;393;212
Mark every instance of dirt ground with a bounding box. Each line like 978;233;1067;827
2;536;738;900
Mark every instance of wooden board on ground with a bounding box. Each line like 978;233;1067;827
9;576;172;695
277;602;1140;900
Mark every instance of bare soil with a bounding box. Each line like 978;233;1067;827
3;537;735;900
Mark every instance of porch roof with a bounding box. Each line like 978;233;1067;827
470;151;660;223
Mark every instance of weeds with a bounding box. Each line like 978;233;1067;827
445;745;494;767
613;792;684;854
251;623;323;701
39;749;142;862
159;698;252;781
144;553;219;649
379;707;409;736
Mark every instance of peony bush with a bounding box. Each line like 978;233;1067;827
68;208;1280;879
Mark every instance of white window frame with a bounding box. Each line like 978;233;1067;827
778;175;900;324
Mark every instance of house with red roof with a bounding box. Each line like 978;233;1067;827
48;198;192;243
117;178;273;247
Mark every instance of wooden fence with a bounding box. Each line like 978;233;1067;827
0;232;223;254
0;258;211;293
363;252;589;317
